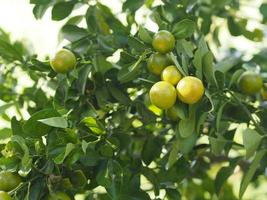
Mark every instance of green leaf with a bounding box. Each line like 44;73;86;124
61;25;88;42
242;128;262;159
11;117;24;136
179;105;196;138
11;135;32;176
172;19;196;39
215;70;225;89
38;117;68;129
142;137;163;165
141;167;159;196
128;36;147;53
204;90;215;113
260;3;267;23
73;65;92;95
54;143;75;164
170;101;187;120
216;102;228;132
180;39;194;58
93;54;114;75
136;102;156;124
107;84;131;105
167;140;179;169
193;36;209;79
118;53;146;83
192;48;203;79
0;102;14;115
82;117;105;135
0;39;23;62
33;4;49;19
138;26;153;44
197;112;208;134
69;170;87;189
0;128;12;144
169;52;187;76
29;58;51;72
209;137;227;156
215;158;240;195
52;1;74;21
23;109;60;138
122;0;144;12
227;17;242;36
215;57;241;73
239;150;266;199
243;28;264;42
176;131;198;154
203;51;217;86
66;15;84;25
165;188;181;200
228;69;244;88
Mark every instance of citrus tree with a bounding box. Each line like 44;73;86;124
0;0;267;199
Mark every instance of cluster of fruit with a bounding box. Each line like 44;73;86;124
0;171;21;200
0;171;71;200
148;30;204;112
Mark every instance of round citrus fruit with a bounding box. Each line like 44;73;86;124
152;30;175;53
48;192;71;200
50;49;76;74
147;53;172;75
0;191;12;200
161;65;182;85
176;76;204;104
0;171;22;192
238;71;263;95
149;81;176;109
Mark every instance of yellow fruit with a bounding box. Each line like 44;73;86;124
50;49;76;74
161;65;182;85
176;76;204;104
147;53;172;75
152;30;175;53
149;81;176;109
0;172;22;192
0;191;12;200
238;71;263;95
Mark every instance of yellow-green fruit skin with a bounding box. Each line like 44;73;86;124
50;49;76;74
47;192;71;200
176;76;204;104
147;53;171;75
0;191;12;200
238;72;263;95
161;65;182;85
0;172;22;192
149;81;177;109
152;30;175;54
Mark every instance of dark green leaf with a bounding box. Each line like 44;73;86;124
215;158;240;195
242;128;262;159
61;25;88;42
23;109;60;138
239;150;266;199
172;19;196;39
52;1;75;21
38;117;68;128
